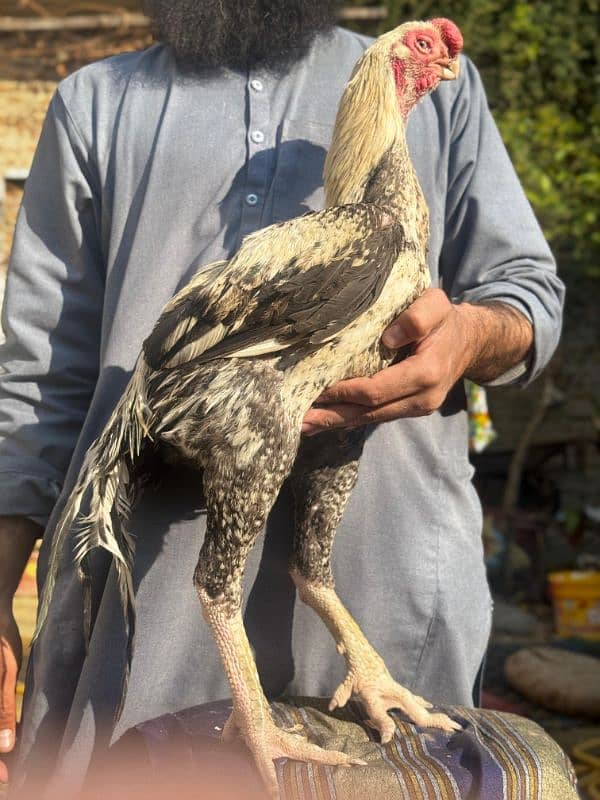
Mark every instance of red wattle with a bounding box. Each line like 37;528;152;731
393;58;407;96
431;18;463;57
415;72;437;95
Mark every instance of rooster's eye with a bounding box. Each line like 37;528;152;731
416;38;432;53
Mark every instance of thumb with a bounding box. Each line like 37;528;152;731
382;318;412;349
0;636;18;753
382;288;450;348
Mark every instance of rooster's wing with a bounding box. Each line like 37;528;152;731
144;203;404;369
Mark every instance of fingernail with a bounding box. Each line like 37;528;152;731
0;729;13;750
382;325;405;348
301;423;321;435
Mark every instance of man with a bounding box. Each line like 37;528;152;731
0;0;563;793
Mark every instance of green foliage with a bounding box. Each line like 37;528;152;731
348;0;600;273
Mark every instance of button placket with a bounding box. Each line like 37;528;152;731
240;71;272;237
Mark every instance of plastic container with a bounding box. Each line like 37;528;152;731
548;571;600;640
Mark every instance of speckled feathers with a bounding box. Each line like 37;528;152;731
35;23;463;725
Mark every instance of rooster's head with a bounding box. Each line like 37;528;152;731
383;19;463;115
324;18;463;206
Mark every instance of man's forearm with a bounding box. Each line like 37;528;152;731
456;301;534;385
0;517;42;607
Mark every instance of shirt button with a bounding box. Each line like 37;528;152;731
250;130;265;144
250;79;264;92
246;193;259;206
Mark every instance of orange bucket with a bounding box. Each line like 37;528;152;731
548;571;600;640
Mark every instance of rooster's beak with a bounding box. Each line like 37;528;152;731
436;57;460;81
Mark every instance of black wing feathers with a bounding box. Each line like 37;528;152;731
193;221;404;360
144;205;403;369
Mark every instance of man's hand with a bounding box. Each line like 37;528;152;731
302;288;533;434
0;516;41;784
0;609;22;784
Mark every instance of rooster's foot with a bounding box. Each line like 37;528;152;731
222;713;305;743
329;668;461;743
223;710;367;799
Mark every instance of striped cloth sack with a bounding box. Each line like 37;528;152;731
134;698;578;799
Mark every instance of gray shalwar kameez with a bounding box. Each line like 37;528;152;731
0;27;563;795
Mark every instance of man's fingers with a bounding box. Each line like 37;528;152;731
382;287;450;348
317;375;393;406
0;636;18;754
317;356;443;407
303;402;364;432
303;391;443;433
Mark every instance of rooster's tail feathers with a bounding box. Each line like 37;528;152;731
33;360;151;650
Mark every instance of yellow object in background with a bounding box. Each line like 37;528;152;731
572;737;600;800
549;571;600;641
465;379;497;453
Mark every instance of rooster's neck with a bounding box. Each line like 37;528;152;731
363;132;427;240
324;48;421;221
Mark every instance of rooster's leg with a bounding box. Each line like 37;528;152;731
290;431;460;742
194;460;366;799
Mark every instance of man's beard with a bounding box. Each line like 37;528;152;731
143;0;341;71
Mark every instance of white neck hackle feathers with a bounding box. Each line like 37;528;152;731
323;21;433;208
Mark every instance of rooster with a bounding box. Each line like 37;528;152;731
36;18;464;797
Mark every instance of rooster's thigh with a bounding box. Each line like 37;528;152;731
289;428;366;584
158;359;300;474
190;365;302;603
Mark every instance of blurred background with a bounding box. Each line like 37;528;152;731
0;0;599;795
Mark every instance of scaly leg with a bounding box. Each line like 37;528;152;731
194;460;365;800
290;431;460;743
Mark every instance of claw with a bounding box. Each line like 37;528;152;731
329;675;354;712
221;713;239;744
397;704;460;735
366;708;396;744
233;716;367;799
344;758;368;767
253;747;281;800
416;713;461;733
331;665;462;743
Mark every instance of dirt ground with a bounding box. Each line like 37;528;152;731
0;80;56;267
0;82;53;176
0;6;151;266
3;0;139;11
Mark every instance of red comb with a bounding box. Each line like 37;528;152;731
431;18;463;58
